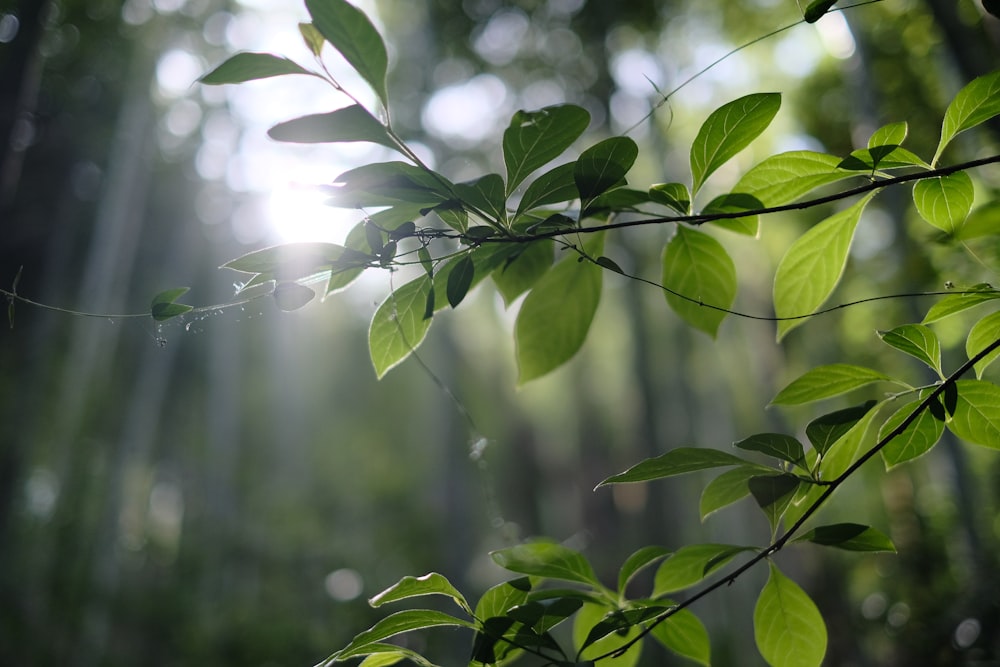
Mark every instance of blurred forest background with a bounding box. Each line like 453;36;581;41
2;0;999;665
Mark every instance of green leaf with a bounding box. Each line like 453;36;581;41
150;287;193;321
956;200;1000;240
733;150;852;206
879;399;945;468
869;121;908;148
336;610;475;660
804;0;838;22
298;22;325;57
819;401;882;480
773;193;875;339
273;282;315;311
754;563;827;667
329;162;453;209
356;647;437;667
474;578;531;621
652;544;753;596
700;465;770;521
507;598;583;632
922;284;1000;324
649;182;691;214
912;171;974;233
649;607;711;666
661;226;737;337
492;240;554;306
805;401;878;456
618;546;671;594
748;474;800;533
947;379;1000;448
597;447;749;487
575;137;639;209
454;173;507;224
515;235;603;383
690;92;781;195
573;603;643;666
369;573;471;614
224;242;353;280
934;70;1000;165
734;433;806;468
772;363;891;406
369;275;433;378
795;523;895;552
199;52;313;84
306;0;389;107
268;105;399;152
967;310;1000;378
515;163;579;217
446;255;475;308
702;192;764;236
503;105;590;195
490;541;601;587
837;146;929;172
878;324;942;374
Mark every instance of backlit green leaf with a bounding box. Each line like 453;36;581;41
702;192;764;236
733;151;850;206
150;287;193;321
868;121;908;147
454;173;507;224
446;255;475;308
879;399;945;468
474;578;531;621
199;52;313;84
369;275;433;378
967;310;1000;378
268;105;399;152
772;363;891;405
754;563;827;667
652;544;753;596
515;235;603;383
922;284;1000;323
573;603;643;667
336;610;475;660
662;225;737;337
575;136;638;208
597;447;749;487
912;171;974;233
369;573;470;613
273;282;315;311
804;0;838;22
820;401;882;480
503;105;590;195
795;523;895;552
774;193;875;339
306;0;389;107
618;546;671;594
734;433;806;468
356;647;437;667
700;465;770;521
492;240;554;306
948;380;1000;448
649;182;691;214
748;474;800;533
805;401;878;456
298;22;325;57
956;200;1000;240
934;70;1000;166
491;541;601;587
515;162;579;216
691;92;781;195
329;162;453;208
649;607;711;667
878;324;942;374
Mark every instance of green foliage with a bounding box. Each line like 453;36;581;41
180;3;1000;665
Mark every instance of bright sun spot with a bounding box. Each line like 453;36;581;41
266;176;358;244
